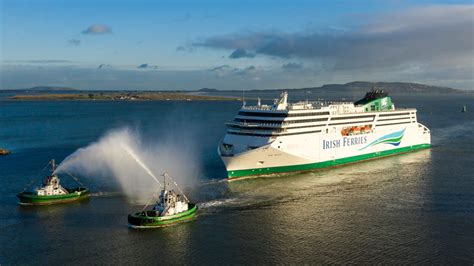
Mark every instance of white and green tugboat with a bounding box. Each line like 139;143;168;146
17;159;90;205
128;173;197;228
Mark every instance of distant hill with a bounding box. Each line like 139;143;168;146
197;88;219;92
296;81;463;94
6;82;468;94
25;86;78;91
212;81;466;94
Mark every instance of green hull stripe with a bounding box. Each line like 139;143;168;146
228;143;430;178
18;189;90;204
129;205;198;227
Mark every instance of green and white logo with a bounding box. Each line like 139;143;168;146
359;129;405;150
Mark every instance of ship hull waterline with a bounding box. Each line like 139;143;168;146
225;143;431;180
17;188;90;205
128;204;198;228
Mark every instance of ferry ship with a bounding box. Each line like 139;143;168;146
218;89;431;179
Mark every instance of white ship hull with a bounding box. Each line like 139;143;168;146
220;122;430;178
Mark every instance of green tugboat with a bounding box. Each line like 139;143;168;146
128;173;198;228
17;159;90;205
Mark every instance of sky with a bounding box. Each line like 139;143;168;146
1;0;473;90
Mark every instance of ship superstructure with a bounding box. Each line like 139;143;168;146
17;159;90;205
218;89;431;179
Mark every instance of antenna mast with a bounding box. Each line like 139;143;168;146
163;173;166;191
51;159;56;173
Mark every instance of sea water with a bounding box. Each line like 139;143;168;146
0;92;473;264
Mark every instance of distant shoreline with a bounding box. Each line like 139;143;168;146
9;92;241;101
4;81;471;95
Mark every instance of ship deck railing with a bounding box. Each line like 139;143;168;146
226;121;284;128
242;100;358;111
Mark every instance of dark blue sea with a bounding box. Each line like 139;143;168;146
0;92;473;264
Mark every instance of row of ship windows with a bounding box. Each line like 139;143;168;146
228;129;323;137
238;111;412;119
330;115;374;120
228;121;414;137
379;112;412;117
328;120;374;126
378;116;415;122
377;121;415;127
238;111;330;117
234;118;329;124
234;116;413;127
230;117;414;131
228;126;285;132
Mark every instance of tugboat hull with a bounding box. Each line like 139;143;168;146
128;204;198;228
17;187;90;205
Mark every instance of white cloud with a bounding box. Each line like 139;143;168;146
193;5;474;85
365;5;474;33
82;24;112;35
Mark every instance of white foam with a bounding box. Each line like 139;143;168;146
54;127;200;202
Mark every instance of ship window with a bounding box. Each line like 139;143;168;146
238;111;287;117
377;121;411;127
378;117;411;122
238;111;331;118
286;118;328;124
228;129;321;137
331;115;375;121
234;118;284;124
234;117;329;125
287;111;330;117
379;112;411;117
328;120;374;126
227;125;284;132
371;105;376;111
284;124;326;130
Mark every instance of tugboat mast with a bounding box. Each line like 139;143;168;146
162;173;166;191
51;159;56;173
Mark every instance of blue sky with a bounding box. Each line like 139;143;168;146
1;0;473;90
